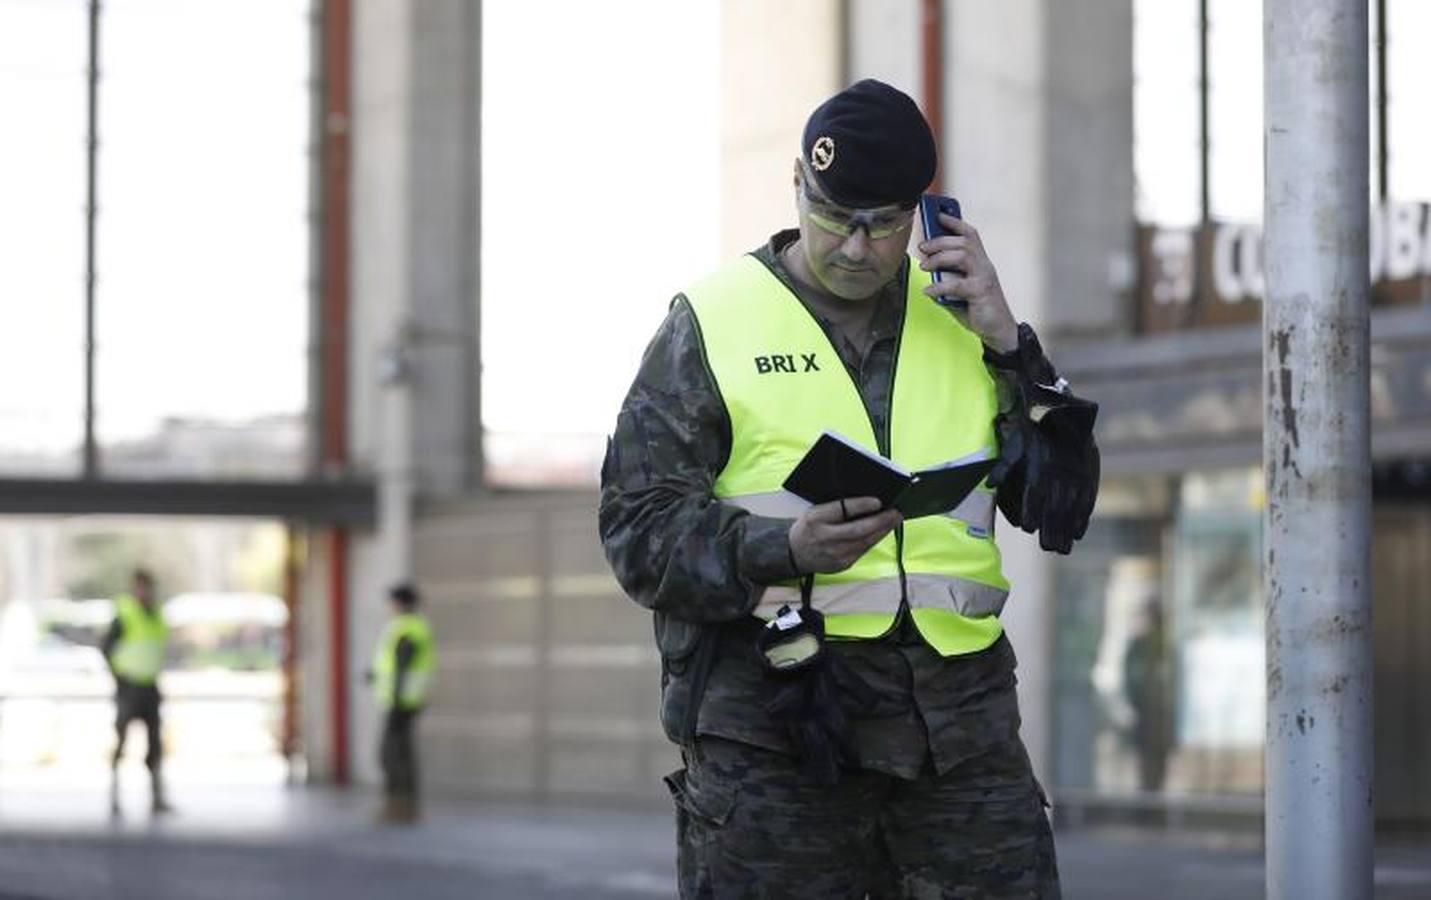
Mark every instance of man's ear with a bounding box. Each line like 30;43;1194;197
792;157;803;189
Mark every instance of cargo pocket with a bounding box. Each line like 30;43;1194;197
654;613;717;744
665;766;736;828
665;767;737;898
1030;775;1061;898
656;614;705;679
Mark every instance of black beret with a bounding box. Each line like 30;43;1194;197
389;583;420;607
801;79;937;209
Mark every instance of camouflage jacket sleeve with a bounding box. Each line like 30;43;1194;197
598;296;801;624
989;366;1030;527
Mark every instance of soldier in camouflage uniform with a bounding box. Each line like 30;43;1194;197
600;79;1097;899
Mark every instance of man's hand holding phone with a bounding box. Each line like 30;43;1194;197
916;196;1020;354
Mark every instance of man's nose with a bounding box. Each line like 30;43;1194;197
841;226;871;260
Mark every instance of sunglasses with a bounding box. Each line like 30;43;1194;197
798;162;915;240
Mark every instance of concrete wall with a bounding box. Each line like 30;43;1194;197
720;0;842;256
412;494;674;803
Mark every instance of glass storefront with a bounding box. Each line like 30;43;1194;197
1055;468;1265;797
1058;460;1431;832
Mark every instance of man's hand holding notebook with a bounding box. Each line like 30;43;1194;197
782;431;996;520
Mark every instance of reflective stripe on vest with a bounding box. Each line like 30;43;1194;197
112;594;168;685
727;488;996;534
373;613;436;710
684;254;1009;656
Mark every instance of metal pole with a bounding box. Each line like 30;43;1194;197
920;0;943;192
1263;2;1373;899
1198;0;1210;224
281;525;301;778
462;0;483;490
307;0;325;477
1376;0;1388;203
319;0;354;786
83;0;101;478
327;527;349;784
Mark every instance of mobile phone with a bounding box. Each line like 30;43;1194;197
919;193;967;310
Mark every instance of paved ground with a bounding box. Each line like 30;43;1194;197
0;782;1427;899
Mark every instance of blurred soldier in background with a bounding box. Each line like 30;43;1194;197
601;79;1099;897
371;582;435;823
102;568;171;816
1123;599;1173;792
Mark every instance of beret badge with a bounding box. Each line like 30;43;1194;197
810;135;835;172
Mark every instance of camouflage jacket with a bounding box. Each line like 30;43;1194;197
600;231;1049;779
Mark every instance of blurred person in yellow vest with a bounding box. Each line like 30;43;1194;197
371;582;435;823
101;568;171;816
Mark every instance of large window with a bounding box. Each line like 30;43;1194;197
1206;0;1384;220
1132;1;1427;332
1387;0;1431;201
0;1;310;478
1205;0;1263;223
1133;0;1200;226
480;0;721;487
0;0;90;473
1136;0;1424;227
95;0;309;477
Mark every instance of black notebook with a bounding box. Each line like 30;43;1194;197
782;431;998;520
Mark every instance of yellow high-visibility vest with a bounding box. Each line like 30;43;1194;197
111;594;169;684
683;254;1009;656
373;613;436;710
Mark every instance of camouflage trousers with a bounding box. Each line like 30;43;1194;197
665;735;1059;899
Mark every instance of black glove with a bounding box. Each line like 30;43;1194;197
985;325;1101;555
1018;389;1100;553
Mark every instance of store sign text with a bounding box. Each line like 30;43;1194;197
1138;203;1431;331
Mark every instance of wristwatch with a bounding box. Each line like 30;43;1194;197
983;322;1070;395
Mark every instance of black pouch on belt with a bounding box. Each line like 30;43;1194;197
756;576;878;785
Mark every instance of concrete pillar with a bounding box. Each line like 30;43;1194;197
844;1;921;104
298;529;334;781
315;0;480;786
944;0;1133;790
943;0;1055;786
406;0;481;496
846;1;1134;787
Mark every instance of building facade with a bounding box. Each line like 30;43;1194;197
303;0;1431;829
